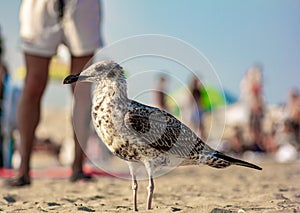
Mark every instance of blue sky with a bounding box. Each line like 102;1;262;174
0;0;299;104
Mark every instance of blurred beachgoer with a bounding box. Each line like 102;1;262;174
284;88;300;144
0;26;3;57
0;29;8;118
0;28;21;168
0;26;8;116
276;120;299;150
8;0;102;186
240;65;265;151
154;75;169;111
0;26;8;167
0;61;8;110
0;62;10;168
275;119;299;162
261;124;278;153
229;126;245;154
189;76;205;139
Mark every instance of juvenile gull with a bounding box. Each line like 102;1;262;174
63;60;262;211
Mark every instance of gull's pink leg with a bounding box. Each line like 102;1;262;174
147;176;154;210
132;175;138;211
128;162;139;211
144;161;154;210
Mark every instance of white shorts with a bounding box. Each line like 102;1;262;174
20;0;102;57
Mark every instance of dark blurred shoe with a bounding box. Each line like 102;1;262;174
70;171;93;182
6;176;31;187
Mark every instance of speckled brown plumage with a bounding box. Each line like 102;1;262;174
63;60;262;211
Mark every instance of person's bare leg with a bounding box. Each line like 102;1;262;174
70;55;93;179
17;54;50;183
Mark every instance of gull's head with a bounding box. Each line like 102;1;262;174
63;60;124;84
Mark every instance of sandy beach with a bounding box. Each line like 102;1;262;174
1;108;300;213
1;162;299;212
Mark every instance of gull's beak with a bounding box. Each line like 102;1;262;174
63;73;80;84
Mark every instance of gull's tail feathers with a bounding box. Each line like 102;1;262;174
205;151;262;170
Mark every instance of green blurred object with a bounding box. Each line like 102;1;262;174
167;84;237;117
200;85;226;111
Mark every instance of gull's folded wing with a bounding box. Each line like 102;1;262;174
124;100;210;157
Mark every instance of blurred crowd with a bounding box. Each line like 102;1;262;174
227;66;300;161
154;66;300;162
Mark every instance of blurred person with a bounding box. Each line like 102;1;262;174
0;26;8;167
0;27;8;118
240;65;265;151
154;75;169;111
261;124;278;154
0;59;8;112
229;126;245;154
275;119;299;162
0;27;22;168
284;88;300;143
0;26;3;57
189;76;205;139
0;64;6;168
8;0;102;186
276;120;299;150
0;26;8;116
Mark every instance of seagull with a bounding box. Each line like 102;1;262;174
63;60;262;211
